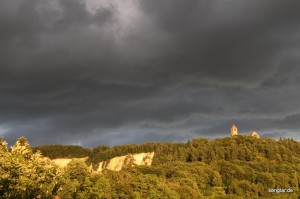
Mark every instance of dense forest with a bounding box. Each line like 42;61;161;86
1;135;300;198
33;145;91;159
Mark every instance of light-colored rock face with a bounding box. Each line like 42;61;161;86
98;152;155;172
51;153;155;172
133;152;154;166
51;157;88;167
106;155;127;171
96;161;104;172
52;159;72;167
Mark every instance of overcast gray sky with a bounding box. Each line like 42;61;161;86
1;0;300;147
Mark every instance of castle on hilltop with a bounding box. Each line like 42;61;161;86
231;124;238;136
230;124;260;138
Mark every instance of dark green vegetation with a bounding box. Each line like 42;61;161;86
33;145;91;159
1;136;300;198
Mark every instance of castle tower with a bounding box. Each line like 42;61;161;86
231;124;238;136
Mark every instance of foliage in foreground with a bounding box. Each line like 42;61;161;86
1;136;300;198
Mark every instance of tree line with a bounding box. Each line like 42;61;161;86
1;136;299;198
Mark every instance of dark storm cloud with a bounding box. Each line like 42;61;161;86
138;0;300;84
1;0;300;147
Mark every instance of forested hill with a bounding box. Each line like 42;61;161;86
3;136;300;198
33;136;300;166
33;145;91;159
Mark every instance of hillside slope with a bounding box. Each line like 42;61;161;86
30;136;300;198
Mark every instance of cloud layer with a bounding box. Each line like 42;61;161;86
1;0;300;147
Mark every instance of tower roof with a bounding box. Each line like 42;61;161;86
250;131;260;138
231;124;237;130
